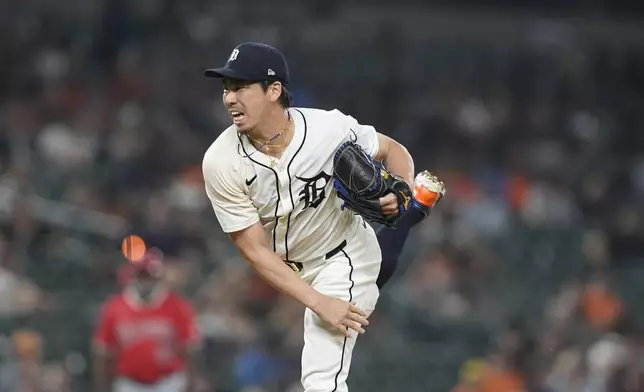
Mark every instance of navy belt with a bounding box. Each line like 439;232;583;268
324;239;347;260
284;240;348;272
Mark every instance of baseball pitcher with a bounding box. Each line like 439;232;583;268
202;42;445;392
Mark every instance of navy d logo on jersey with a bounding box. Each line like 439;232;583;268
296;172;331;209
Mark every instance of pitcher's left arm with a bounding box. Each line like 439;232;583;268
373;133;414;187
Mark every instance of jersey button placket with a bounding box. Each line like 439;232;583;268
271;171;287;254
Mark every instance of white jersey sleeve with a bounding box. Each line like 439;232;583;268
331;109;380;157
202;140;259;234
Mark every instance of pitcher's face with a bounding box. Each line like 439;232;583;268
222;80;271;132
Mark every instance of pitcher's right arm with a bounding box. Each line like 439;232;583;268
202;151;368;336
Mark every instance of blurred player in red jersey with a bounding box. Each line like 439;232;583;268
93;249;202;392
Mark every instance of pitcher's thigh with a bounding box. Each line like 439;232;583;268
301;306;357;392
300;258;379;392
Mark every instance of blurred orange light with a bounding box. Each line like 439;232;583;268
121;235;146;262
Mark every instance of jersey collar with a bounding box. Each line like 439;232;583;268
238;108;304;169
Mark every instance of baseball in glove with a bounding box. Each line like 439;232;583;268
332;141;412;227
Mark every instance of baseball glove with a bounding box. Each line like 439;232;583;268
332;141;412;227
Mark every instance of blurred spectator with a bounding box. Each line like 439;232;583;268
0;330;42;392
581;273;622;333
92;250;203;392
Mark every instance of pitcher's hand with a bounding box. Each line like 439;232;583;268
312;295;369;337
379;193;399;216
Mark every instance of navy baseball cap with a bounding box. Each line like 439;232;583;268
204;42;290;86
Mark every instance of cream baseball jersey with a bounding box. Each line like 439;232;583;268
202;108;379;265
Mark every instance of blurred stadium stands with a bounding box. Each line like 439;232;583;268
0;0;643;391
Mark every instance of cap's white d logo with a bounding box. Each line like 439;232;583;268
228;48;239;62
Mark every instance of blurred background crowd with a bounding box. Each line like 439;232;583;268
0;0;643;391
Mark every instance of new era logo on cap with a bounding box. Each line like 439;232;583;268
204;42;290;86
